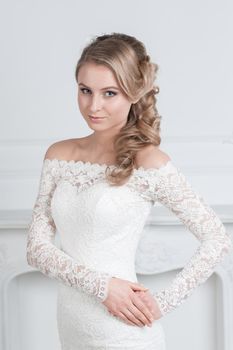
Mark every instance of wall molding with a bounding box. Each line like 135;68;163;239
0;133;233;146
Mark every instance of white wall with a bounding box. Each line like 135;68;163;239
0;0;233;209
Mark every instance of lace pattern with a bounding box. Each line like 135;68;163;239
128;162;233;316
27;158;233;315
27;159;112;302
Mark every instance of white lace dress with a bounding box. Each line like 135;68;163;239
27;158;232;350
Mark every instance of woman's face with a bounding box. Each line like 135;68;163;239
77;62;132;133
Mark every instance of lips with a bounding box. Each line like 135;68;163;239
89;115;104;119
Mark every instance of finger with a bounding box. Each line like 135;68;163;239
129;283;149;291
127;303;153;326
107;307;144;327
136;293;151;306
117;311;143;327
131;296;154;323
135;290;146;298
121;309;146;327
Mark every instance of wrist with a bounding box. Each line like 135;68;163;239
153;293;167;317
98;273;113;302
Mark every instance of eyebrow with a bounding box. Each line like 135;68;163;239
78;83;119;91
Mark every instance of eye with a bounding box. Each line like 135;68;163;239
80;88;90;94
79;88;117;97
105;91;117;97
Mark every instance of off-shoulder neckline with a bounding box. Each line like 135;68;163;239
43;157;174;174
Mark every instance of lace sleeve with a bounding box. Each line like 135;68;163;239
26;159;112;302
136;161;233;316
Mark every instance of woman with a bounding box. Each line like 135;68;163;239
27;33;232;349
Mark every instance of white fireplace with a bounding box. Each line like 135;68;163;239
0;206;232;350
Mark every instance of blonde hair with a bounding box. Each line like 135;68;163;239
75;33;161;185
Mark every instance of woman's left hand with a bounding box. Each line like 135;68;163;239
134;289;162;321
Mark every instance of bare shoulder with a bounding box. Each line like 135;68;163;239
44;137;88;161
135;144;171;169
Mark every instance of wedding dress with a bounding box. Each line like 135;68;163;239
27;158;232;349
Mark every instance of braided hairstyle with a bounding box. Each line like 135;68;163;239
75;33;161;185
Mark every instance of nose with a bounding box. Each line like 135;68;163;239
89;94;103;113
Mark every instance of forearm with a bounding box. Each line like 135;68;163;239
152;229;232;316
27;226;112;302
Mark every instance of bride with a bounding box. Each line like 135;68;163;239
27;32;232;349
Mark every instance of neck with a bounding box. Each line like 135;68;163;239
89;131;117;153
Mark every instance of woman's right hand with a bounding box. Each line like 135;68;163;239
102;277;155;327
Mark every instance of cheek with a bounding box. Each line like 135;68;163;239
113;100;131;117
110;97;130;112
77;94;81;107
78;94;87;111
